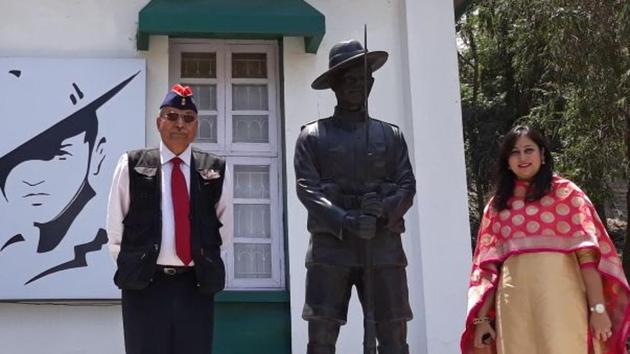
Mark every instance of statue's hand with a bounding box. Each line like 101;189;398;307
361;192;384;218
343;213;377;240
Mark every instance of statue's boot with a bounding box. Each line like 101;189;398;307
377;343;410;354
307;344;336;354
363;344;377;354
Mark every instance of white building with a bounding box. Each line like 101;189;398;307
0;0;471;353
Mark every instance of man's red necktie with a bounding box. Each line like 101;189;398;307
171;157;192;265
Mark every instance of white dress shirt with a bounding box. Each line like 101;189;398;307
106;142;228;266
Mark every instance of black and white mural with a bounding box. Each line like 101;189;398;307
0;58;145;299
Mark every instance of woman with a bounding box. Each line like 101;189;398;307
461;126;630;354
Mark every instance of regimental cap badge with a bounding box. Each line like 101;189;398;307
160;84;197;112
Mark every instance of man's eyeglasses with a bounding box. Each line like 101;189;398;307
161;112;197;123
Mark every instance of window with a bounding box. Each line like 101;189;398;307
170;40;283;290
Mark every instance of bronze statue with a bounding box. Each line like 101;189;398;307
294;38;416;354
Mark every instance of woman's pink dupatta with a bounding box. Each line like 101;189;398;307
461;177;630;354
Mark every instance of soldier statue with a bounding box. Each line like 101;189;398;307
294;39;416;354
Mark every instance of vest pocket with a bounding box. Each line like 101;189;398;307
114;244;157;290
198;216;223;247
122;213;154;244
194;248;225;295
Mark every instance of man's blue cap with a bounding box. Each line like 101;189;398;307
160;84;197;112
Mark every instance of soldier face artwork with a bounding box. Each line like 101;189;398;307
0;60;142;292
3;133;93;224
0;105;101;256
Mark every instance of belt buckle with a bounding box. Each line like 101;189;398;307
163;267;177;275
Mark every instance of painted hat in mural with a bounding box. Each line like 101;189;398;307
311;39;388;90
0;58;139;157
160;84;197;113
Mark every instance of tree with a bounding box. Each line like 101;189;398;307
457;0;630;273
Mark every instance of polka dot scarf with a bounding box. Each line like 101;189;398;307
461;176;630;354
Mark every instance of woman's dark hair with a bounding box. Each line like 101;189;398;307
492;125;554;211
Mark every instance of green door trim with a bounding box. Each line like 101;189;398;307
137;0;326;53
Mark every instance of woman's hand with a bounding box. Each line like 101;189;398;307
590;311;613;342
473;321;496;348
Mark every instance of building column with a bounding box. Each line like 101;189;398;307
400;0;472;353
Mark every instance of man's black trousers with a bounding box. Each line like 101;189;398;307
121;270;215;354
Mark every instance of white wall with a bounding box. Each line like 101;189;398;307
285;0;471;353
401;0;472;352
283;1;408;352
0;0;168;147
0;303;125;354
0;1;164;353
1;0;471;352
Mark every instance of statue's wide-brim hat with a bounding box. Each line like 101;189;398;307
311;39;388;90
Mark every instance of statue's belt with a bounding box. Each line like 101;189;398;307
334;194;362;209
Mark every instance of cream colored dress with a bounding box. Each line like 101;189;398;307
495;251;602;354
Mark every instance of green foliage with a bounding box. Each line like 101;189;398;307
458;0;630;250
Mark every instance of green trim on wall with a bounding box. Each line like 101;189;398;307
216;290;289;303
137;0;325;53
214;301;291;354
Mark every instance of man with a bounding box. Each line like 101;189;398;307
294;40;416;354
0;63;139;287
107;84;227;354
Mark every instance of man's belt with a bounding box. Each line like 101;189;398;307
156;265;193;276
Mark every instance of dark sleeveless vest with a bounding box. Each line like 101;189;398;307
113;148;226;295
